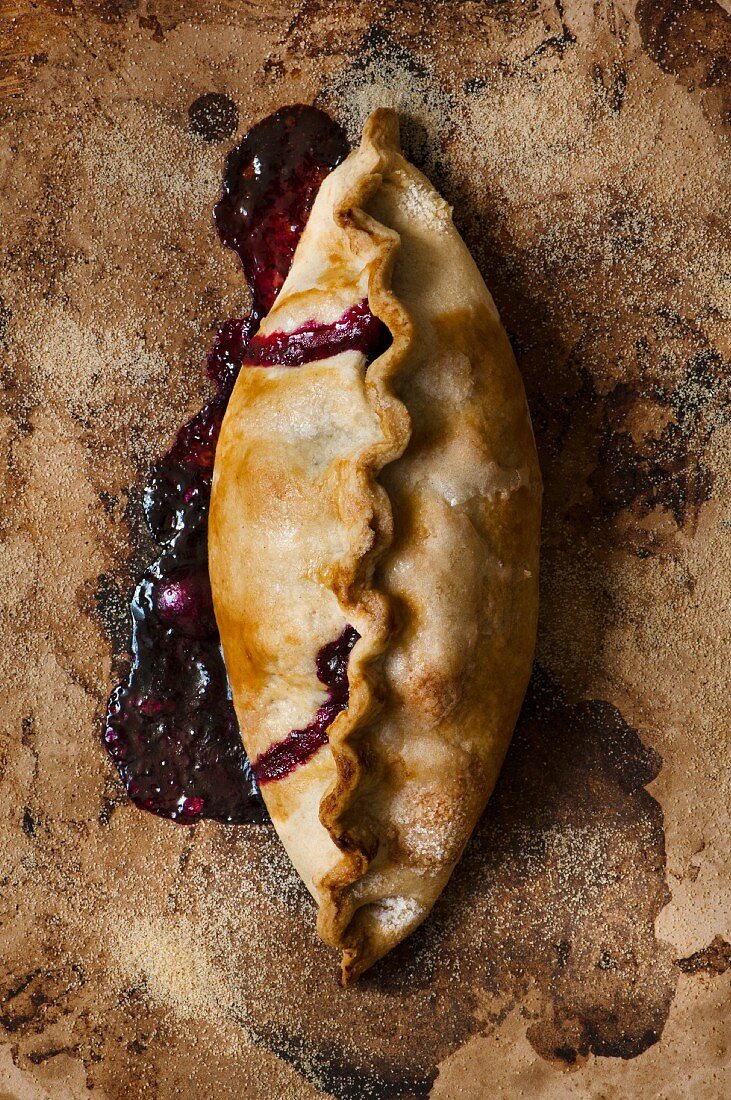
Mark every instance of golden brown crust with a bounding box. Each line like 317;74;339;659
209;108;541;983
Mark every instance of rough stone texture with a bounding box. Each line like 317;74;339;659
0;2;729;1098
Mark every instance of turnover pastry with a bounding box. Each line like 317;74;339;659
209;108;541;982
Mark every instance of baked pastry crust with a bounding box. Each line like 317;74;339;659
209;109;541;982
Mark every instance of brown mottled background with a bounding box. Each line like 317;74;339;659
1;2;729;1098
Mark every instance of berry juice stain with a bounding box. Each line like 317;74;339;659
105;106;350;824
188;92;239;143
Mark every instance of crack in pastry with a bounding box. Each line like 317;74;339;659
243;298;390;367
251;624;360;784
209;108;542;983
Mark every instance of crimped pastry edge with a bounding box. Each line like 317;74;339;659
312;109;417;981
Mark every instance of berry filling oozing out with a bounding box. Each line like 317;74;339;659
252;626;360;785
104;106;387;824
244;299;391;367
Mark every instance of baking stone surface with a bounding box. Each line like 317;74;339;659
1;2;729;1097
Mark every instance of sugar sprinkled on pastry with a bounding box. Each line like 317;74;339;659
209;108;541;983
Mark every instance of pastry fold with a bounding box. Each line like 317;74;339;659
209;108;541;982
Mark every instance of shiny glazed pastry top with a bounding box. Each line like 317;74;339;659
209;108;542;983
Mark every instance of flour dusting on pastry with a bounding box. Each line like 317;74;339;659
209;108;541;983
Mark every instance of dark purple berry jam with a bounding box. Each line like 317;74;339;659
252;626;360;784
244;299;391;367
104;106;349;825
215;105;349;323
104;319;259;825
